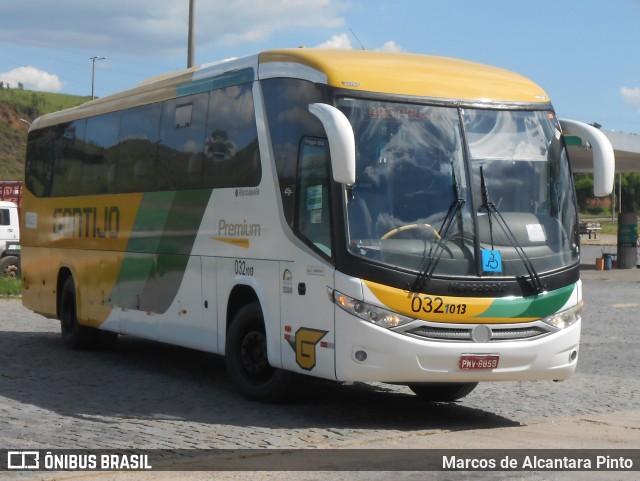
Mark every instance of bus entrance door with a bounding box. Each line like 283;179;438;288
280;260;336;380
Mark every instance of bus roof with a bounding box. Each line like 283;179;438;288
32;49;550;129
259;49;550;104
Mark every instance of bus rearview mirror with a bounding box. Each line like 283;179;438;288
560;119;615;197
308;103;356;185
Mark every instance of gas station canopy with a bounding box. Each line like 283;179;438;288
567;130;640;173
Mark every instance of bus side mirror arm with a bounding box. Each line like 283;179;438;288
308;103;356;185
560;119;615;197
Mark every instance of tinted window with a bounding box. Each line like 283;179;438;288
261;78;326;226
25;82;261;197
85;112;120;193
116;103;161;192
159;93;208;190
205;83;261;188
26;126;60;197
48;120;86;196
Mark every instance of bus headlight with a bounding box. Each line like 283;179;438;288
541;300;584;330
328;288;413;329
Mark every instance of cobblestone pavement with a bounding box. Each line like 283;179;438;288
1;252;639;480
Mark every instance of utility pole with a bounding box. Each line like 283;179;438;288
187;0;196;68
90;56;107;100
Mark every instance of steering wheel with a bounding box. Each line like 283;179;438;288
381;223;441;240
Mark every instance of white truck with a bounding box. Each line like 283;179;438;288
0;200;20;277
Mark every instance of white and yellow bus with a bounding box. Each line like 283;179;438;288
21;49;614;402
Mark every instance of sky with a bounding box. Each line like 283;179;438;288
1;0;640;134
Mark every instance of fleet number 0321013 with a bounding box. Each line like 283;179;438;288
411;295;467;315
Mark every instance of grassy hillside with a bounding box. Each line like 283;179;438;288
0;88;90;180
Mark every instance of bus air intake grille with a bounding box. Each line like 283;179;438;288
405;324;550;342
490;326;549;341
407;327;471;341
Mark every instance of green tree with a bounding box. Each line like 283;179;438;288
574;173;594;212
619;173;640;213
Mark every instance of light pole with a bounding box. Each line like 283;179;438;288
187;0;195;68
90;56;107;100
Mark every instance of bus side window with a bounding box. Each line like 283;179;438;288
117;104;161;193
261;78;326;228
296;137;333;257
25;128;51;197
50;121;86;197
85;112;120;194
159;93;208;190
205;83;261;188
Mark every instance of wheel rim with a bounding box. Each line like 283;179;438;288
239;330;272;381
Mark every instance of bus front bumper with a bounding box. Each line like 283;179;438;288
334;316;580;383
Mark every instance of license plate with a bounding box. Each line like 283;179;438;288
459;354;499;370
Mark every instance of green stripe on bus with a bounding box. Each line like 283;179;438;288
114;189;213;313
477;283;575;319
155;189;212;255
126;191;176;254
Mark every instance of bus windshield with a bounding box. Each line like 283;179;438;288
339;98;577;279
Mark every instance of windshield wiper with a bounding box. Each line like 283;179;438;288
410;168;466;293
479;165;546;294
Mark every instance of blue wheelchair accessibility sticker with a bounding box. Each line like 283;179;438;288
482;249;503;273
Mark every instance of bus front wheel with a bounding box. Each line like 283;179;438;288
408;382;478;402
225;302;293;403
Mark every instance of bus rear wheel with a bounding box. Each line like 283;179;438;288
408;382;478;402
59;277;106;350
225;302;293;403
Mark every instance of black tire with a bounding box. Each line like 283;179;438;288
225;302;293;403
408;382;478;402
0;255;19;278
59;277;98;350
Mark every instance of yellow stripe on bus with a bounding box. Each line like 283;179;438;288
363;280;537;324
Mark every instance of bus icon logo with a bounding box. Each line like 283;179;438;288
7;451;40;469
